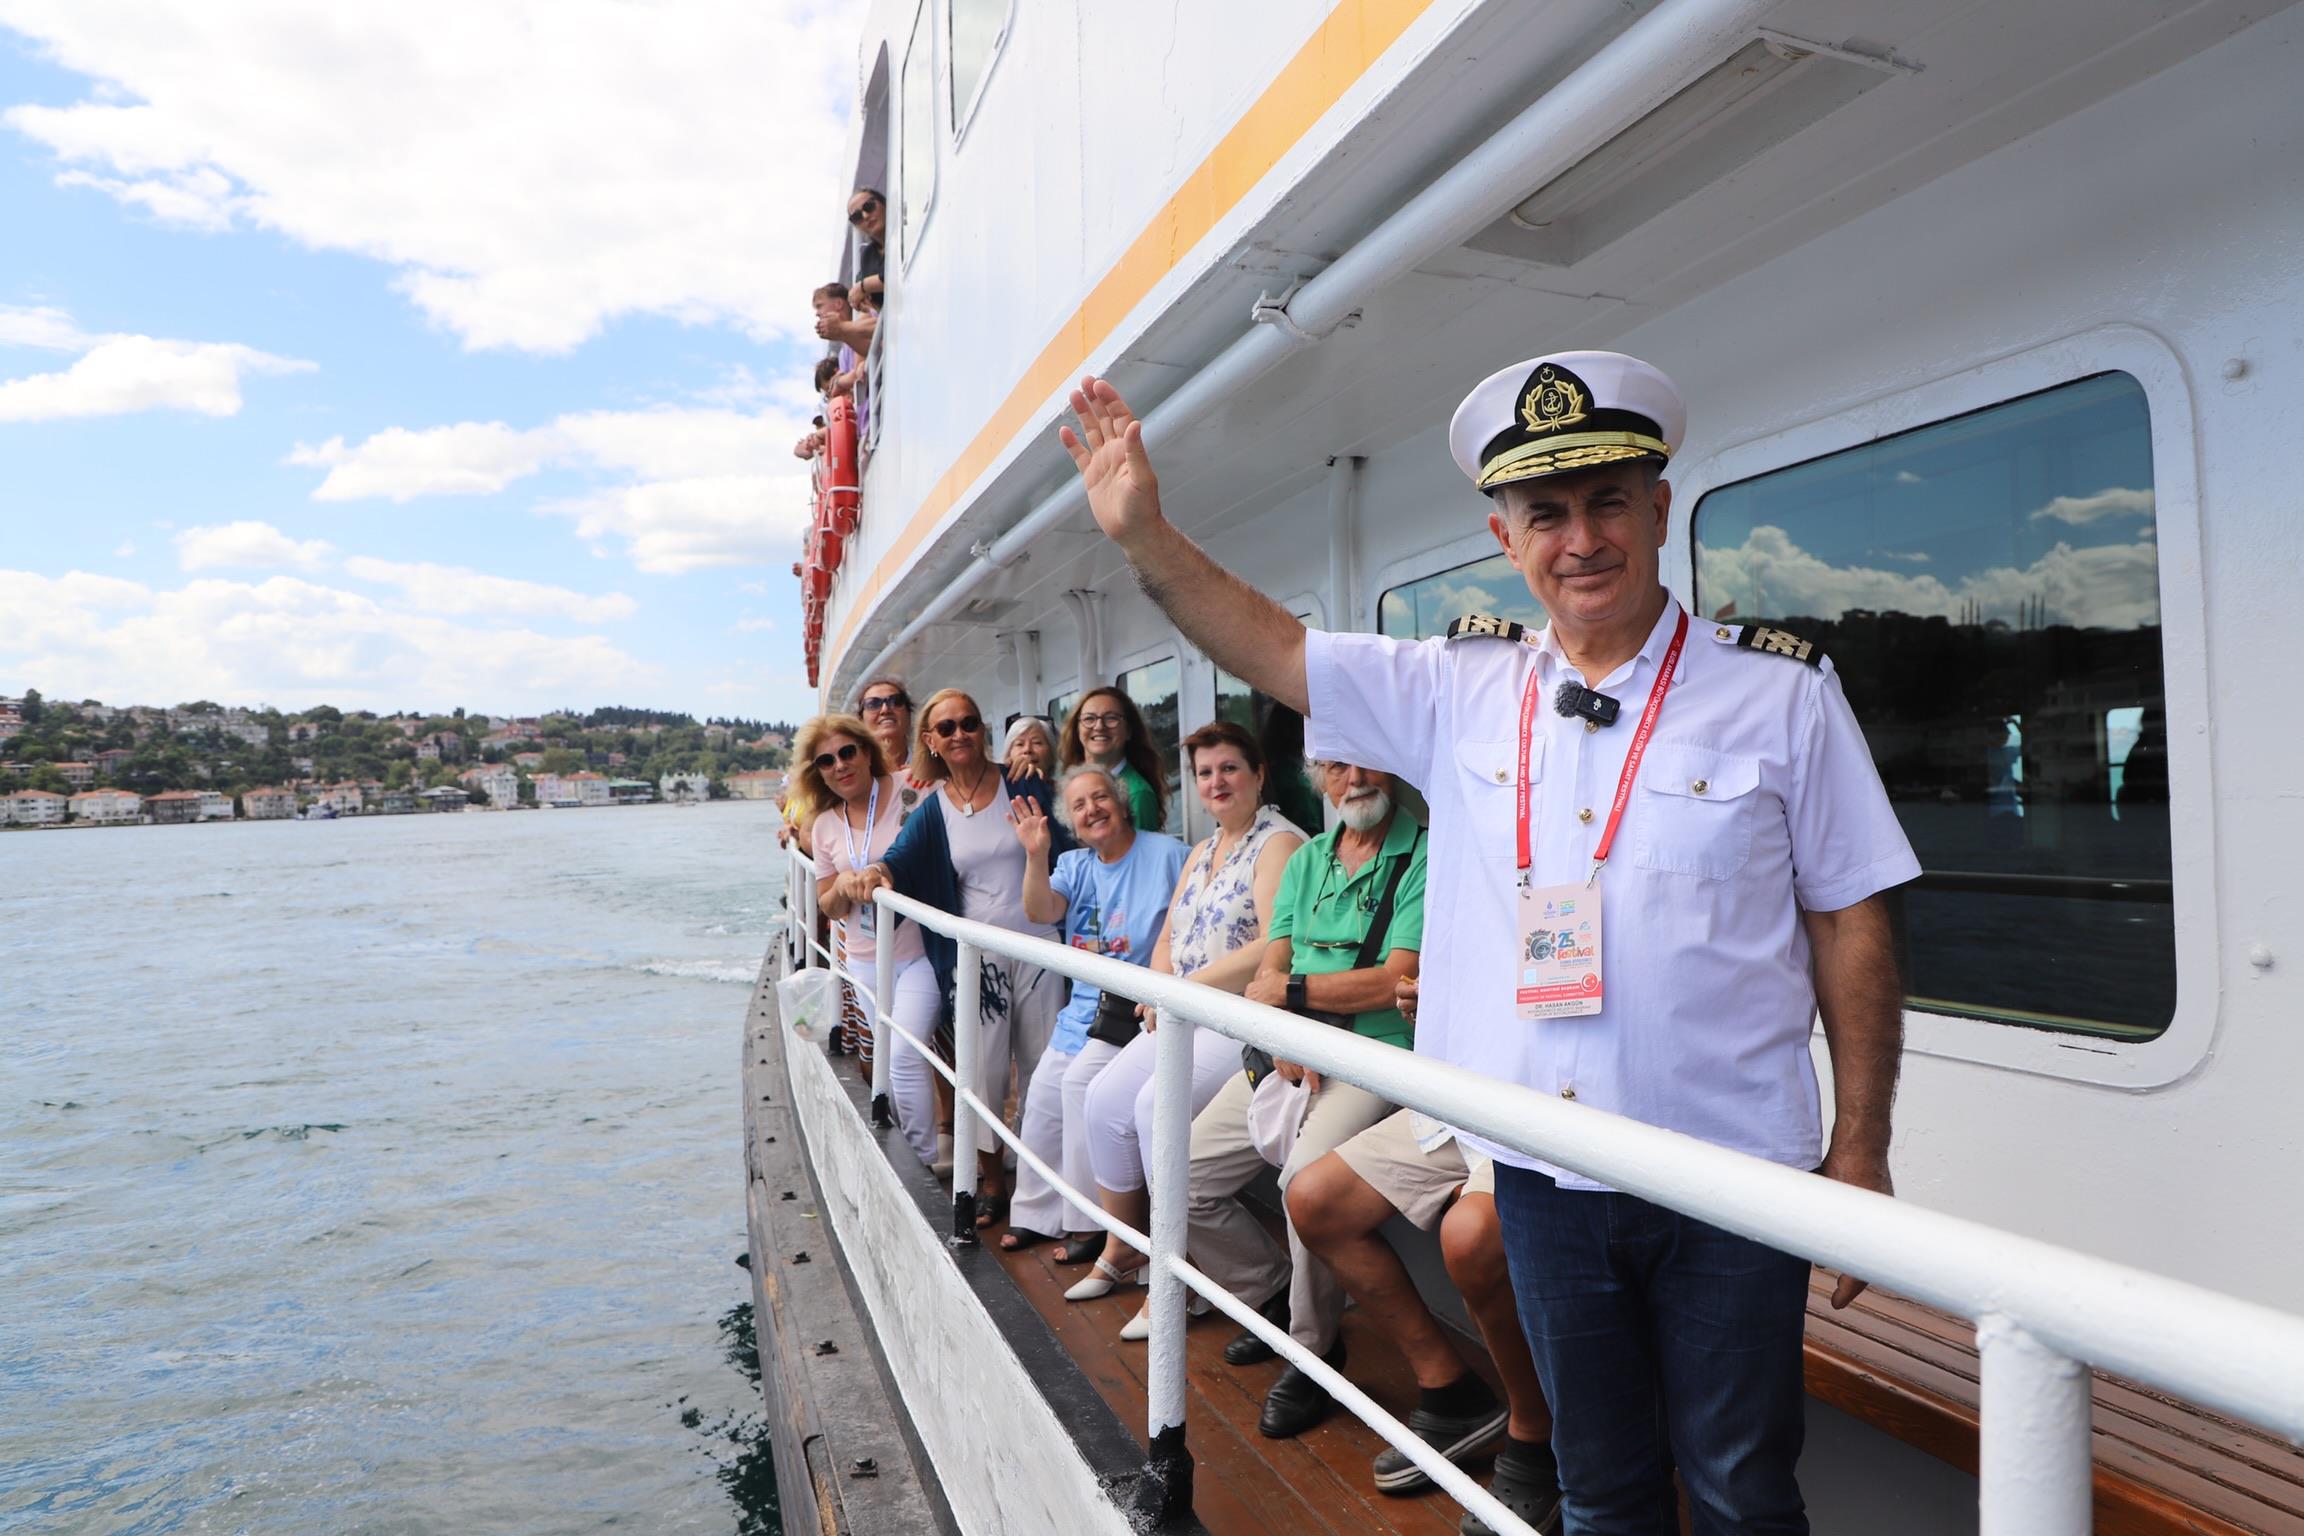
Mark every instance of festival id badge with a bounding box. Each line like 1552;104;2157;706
1516;880;1603;1018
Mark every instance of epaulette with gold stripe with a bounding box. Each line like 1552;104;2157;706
1710;622;1823;667
1444;613;1534;643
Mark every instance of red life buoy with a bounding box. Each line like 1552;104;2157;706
823;395;861;539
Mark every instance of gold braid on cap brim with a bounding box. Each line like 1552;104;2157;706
1476;431;1670;491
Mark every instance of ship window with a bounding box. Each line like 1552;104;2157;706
899;1;935;261
1215;671;1323;838
1378;552;1547;641
1115;656;1181;834
1691;371;2172;1041
1046;689;1077;728
946;0;1010;136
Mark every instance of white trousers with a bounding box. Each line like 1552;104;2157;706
1008;1036;1122;1237
970;952;1061;1155
1082;1022;1243;1195
883;956;945;1165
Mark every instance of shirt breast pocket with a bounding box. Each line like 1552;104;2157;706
1456;736;1538;858
1631;745;1760;881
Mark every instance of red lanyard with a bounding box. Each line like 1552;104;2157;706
1515;609;1689;881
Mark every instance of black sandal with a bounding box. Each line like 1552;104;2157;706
1056;1235;1104;1266
974;1191;1009;1230
998;1227;1059;1252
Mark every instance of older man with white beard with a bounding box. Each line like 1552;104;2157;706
1179;761;1427;1439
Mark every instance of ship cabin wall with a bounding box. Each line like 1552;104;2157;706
833;1;2304;1315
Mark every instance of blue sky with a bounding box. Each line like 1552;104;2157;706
0;1;864;723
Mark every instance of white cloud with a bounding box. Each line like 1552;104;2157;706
545;471;814;575
0;566;656;713
0;0;869;353
2030;487;2155;526
0;331;311;421
340;557;636;623
1870;549;1932;565
113;539;135;557
731;615;776;633
288;406;795;502
288;422;560;502
1699;523;2162;631
174;520;335;571
0;303;91;350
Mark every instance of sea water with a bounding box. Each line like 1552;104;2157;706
0;804;786;1533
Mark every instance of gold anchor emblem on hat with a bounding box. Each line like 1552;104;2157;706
1520;364;1589;436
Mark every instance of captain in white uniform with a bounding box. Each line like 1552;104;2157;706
1059;351;1919;1535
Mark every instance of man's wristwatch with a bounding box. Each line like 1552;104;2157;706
1285;974;1308;1014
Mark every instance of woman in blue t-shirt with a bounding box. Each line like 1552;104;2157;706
998;765;1186;1258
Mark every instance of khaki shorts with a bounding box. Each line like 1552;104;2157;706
1333;1108;1495;1231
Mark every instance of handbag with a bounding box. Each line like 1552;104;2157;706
1087;986;1143;1048
1242;826;1422;1086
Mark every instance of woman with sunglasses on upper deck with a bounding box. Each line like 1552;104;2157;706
793;713;935;1152
834;689;1073;1223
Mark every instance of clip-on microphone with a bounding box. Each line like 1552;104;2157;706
1554;681;1621;728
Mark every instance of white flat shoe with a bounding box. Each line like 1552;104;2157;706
1119;1294;1210;1340
930;1132;955;1178
1063;1256;1147;1301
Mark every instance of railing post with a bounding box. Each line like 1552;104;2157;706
1136;1005;1194;1521
870;897;895;1127
949;938;981;1245
792;847;814;971
1977;1314;2093;1536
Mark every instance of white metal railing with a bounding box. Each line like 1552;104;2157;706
779;843;2304;1534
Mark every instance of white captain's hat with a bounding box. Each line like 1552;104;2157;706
1447;350;1685;493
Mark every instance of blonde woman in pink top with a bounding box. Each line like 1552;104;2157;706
796;714;937;1161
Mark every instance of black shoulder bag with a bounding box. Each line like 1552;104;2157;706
1242;826;1422;1088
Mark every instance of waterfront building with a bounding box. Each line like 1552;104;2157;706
56;762;95;789
607;777;654;805
658;771;710;804
373;789;416;815
6;788;67;825
725;769;783;802
417;786;468;812
243;786;297;820
145;790;204;826
196;790;235;821
475;766;519;809
309;782;364;816
534;770;611;808
69;788;143;824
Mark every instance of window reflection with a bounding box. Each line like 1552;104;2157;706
1116;657;1181;834
899;2;934;257
1378;552;1546;641
1215;669;1323;839
1693;372;2172;1039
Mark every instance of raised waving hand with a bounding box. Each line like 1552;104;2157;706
1008;793;1054;859
1058;376;1164;546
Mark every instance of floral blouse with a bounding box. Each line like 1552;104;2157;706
1170;804;1306;978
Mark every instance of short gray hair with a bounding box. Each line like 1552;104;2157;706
1056;762;1132;829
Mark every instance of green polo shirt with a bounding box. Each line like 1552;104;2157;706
1115;761;1164;832
1268;814;1427;1048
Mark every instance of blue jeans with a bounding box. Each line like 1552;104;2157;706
1493;1165;1811;1536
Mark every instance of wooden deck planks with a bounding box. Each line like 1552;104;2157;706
992;1236;1497;1535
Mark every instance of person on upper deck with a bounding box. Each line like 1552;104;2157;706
1056;354;1918;1535
847;187;886;283
812;280;874;360
836;689;1071;1228
1182;760;1424;1440
1057;687;1166;832
1070;720;1306;1334
997;766;1185;1255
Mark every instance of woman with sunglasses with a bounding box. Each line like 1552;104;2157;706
854;676;934;816
793;715;938;1150
1058;688;1166;832
1075;721;1307;1331
835;689;1070;1220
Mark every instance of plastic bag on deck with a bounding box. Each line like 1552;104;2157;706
776;968;842;1046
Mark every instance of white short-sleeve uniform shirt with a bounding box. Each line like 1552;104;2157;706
1305;594;1920;1190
